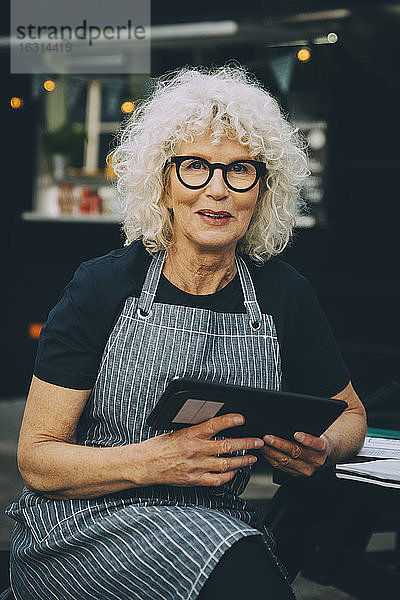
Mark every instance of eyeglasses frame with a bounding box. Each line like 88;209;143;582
168;155;267;193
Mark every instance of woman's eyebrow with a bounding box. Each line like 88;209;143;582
183;153;251;162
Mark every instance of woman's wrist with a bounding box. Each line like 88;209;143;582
118;442;150;488
320;433;338;466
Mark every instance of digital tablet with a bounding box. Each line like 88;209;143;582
146;378;347;440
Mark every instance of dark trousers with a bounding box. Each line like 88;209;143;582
197;535;295;599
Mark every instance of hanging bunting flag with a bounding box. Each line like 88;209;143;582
269;53;295;94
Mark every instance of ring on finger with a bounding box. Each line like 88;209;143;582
291;444;302;459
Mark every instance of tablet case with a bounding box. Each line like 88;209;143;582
146;378;347;440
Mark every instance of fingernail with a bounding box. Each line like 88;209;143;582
249;456;257;464
294;433;305;442
264;436;274;445
234;416;244;425
254;439;264;448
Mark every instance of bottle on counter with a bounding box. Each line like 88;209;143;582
89;189;102;214
37;184;59;217
79;187;91;214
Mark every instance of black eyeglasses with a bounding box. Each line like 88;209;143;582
168;156;267;192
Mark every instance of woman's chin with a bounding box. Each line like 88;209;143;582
188;233;239;253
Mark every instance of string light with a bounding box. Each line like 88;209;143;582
327;32;338;43
10;97;24;109
121;101;135;114
43;79;56;92
297;47;311;62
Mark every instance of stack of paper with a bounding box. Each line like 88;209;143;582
357;436;400;459
335;429;400;489
336;459;400;489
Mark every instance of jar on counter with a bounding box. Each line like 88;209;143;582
57;182;74;214
98;185;120;216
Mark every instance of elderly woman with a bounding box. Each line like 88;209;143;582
7;65;366;600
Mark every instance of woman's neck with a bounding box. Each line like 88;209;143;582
163;245;237;295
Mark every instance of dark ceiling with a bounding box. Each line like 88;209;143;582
148;0;400;37
150;0;392;23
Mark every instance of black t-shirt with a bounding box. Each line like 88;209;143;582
34;239;349;397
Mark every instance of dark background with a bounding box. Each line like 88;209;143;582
2;0;400;400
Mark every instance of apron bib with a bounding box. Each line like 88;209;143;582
78;250;281;503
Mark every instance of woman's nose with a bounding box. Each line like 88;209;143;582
205;168;229;198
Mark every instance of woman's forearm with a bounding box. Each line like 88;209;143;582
19;440;145;500
18;377;149;500
19;413;263;500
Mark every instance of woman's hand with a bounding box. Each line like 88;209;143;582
260;431;331;477
135;414;264;487
261;382;367;477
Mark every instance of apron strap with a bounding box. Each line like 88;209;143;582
138;249;263;328
137;250;166;315
235;255;263;328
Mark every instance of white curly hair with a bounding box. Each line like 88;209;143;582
109;63;309;263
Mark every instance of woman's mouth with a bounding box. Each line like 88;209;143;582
196;210;233;226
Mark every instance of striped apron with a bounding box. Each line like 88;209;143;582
7;251;294;600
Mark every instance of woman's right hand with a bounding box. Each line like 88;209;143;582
134;414;264;487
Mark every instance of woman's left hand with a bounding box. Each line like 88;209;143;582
261;382;367;477
261;431;331;477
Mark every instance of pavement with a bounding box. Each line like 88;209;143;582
0;397;372;599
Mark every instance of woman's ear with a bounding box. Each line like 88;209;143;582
162;166;173;209
163;190;173;210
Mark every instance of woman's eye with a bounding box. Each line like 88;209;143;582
231;162;248;173
188;160;206;170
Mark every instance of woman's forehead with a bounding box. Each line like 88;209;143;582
175;135;251;161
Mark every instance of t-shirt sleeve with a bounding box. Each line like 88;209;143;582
282;276;350;397
34;262;109;390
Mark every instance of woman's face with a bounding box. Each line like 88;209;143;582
164;134;259;257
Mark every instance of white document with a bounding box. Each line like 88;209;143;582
357;436;400;459
336;458;400;489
